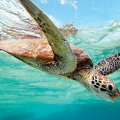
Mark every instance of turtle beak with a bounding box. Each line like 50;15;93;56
111;93;119;101
110;89;120;101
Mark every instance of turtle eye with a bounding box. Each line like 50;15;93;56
107;83;114;92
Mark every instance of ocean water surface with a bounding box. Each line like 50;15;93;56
0;0;120;120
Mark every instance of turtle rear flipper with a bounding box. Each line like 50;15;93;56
18;0;76;74
95;52;120;75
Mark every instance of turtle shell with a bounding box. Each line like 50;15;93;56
0;38;93;69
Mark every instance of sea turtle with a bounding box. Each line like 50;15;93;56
0;0;120;101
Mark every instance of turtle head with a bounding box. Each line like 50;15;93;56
87;72;120;102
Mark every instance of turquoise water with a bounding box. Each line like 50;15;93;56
0;23;120;120
0;0;120;120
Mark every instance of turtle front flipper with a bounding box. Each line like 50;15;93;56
19;0;77;74
95;52;120;75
